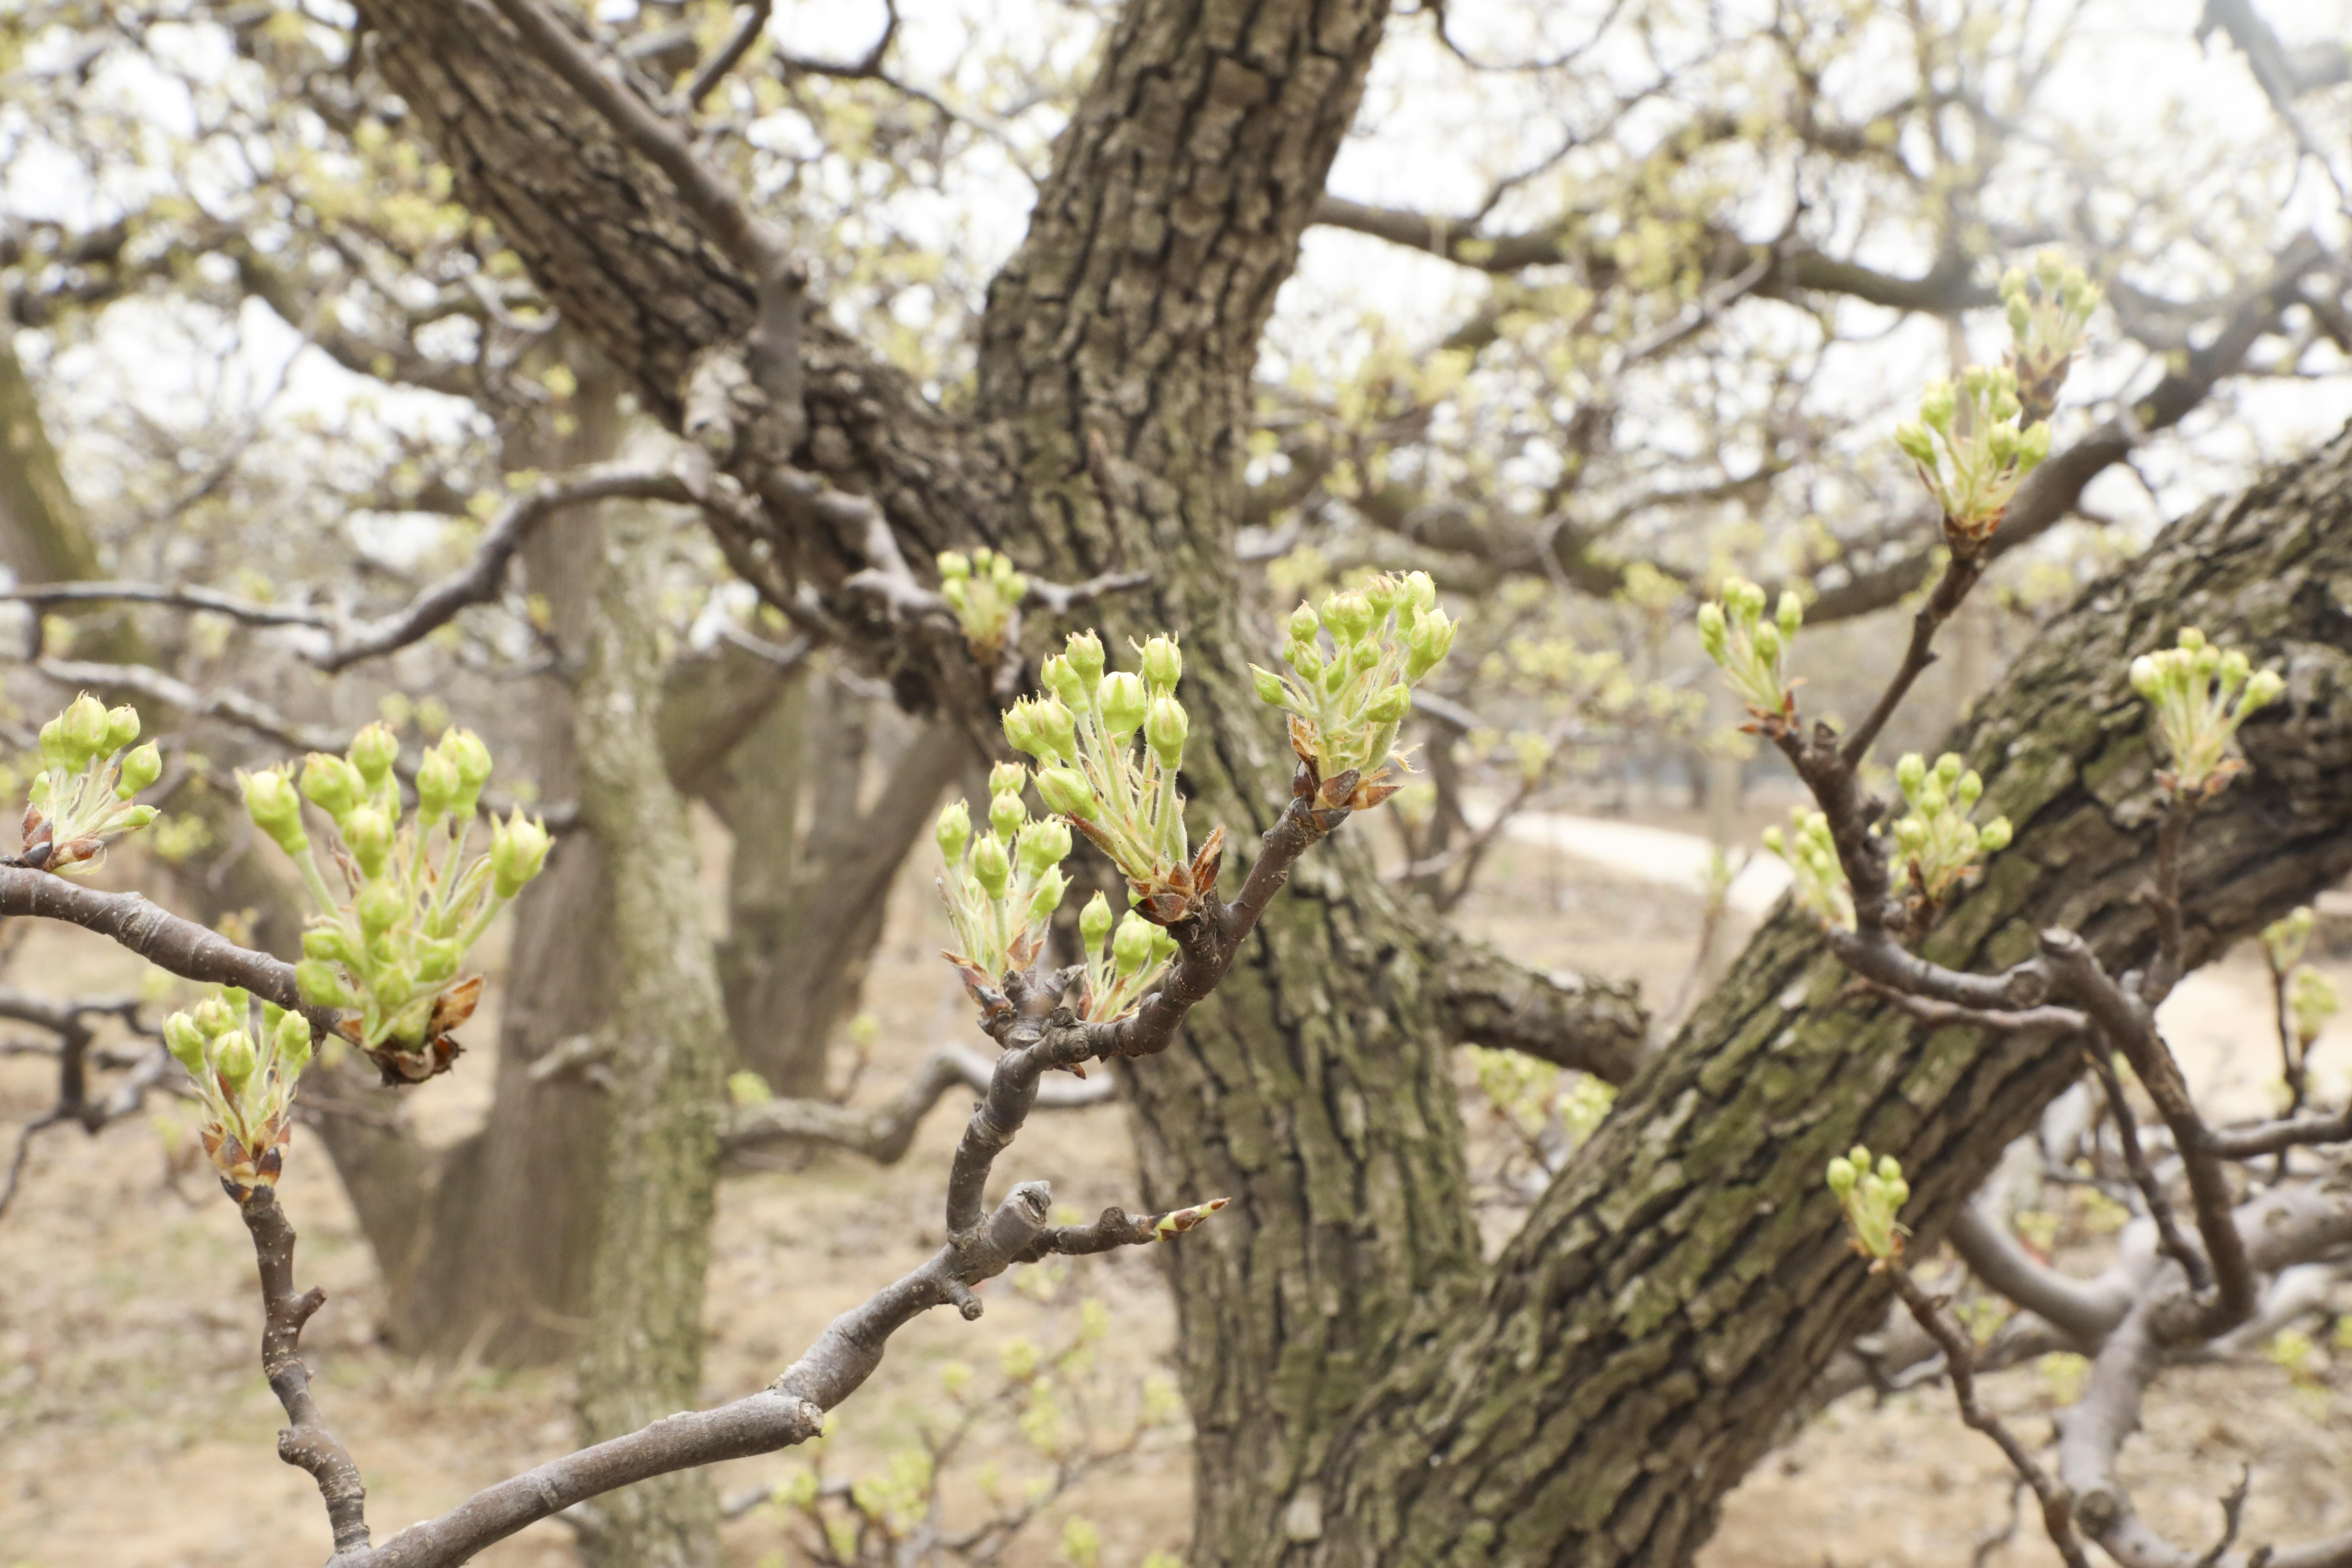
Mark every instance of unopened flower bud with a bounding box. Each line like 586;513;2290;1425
62;694;108;765
1288;602;1321;643
1018;818;1070;877
2018;420;2051;470
102;704;140;756
1250;665;1288;706
1065;630;1106;685
416;749;460;822
193;995;238;1038
37;718;70;772
214;1029;258;1091
1893;421;1936;467
116;804;158;831
938;550;972;581
2244;669;2286;713
1826;1156;1856;1197
296;958;355;1010
1956;770;1983;809
415;938;458;984
1026;869;1066;925
302;924;357;966
1935;753;1963;790
243;768;307;854
1696;601;1728;662
301;754;363;822
491;811;552;898
348;722;400;786
1895;753;1926;800
1079;891;1113;954
1322;592;1373;646
2129;654;2161;701
1918;379;1955;433
1111;911;1155;975
1036;766;1098;820
165;1013;206;1073
936;799;972;862
274;1009;314;1077
990;789;1025;839
1099;672;1147;738
1407;608;1457;681
114;741;161;800
988;761;1027;796
1141;635;1182;692
1777;592;1804;640
1146;695;1188;767
1365;684;1411;724
971;834;1011;899
1042;653;1088;710
342;806;392;879
1978;817;2012;853
1404;571;1438;611
1284;638;1324;680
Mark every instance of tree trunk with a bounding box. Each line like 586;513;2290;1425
570;502;732;1568
1296;425;2352;1567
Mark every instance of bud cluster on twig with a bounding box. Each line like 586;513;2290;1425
1892;365;2053;544
936;761;1073;994
1696;577;1801;723
1889;751;2012;914
1251;573;1457;813
937;547;1026;656
2001;250;2102;424
1004;629;1223;923
2128;627;2285;799
243;722;550;1082
1825;1144;1910;1264
1761;808;1854;930
164;988;315;1191
1076;890;1176;1023
18;693;162;875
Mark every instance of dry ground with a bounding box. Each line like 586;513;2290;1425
2;808;2347;1568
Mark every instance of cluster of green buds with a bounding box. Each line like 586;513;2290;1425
1826;1144;1910;1263
1762;808;1854;931
19;693;162;875
1004;630;1223;922
2002;251;2100;422
938;546;1026;655
2127;628;2286;800
1698;578;1801;722
1893;364;2053;544
935;762;1072;991
1252;571;1457;808
2291;968;2341;1050
242;723;551;1082
164;988;314;1191
1075;890;1177;1022
2262;905;2315;974
1889;752;2013;910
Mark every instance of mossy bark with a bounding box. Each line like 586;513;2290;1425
569;505;733;1567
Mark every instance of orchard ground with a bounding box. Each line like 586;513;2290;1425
3;798;2347;1568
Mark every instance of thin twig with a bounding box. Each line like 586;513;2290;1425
684;0;772;108
237;1185;371;1554
2084;1043;2211;1293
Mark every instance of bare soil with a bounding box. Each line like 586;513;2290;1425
2;813;2346;1567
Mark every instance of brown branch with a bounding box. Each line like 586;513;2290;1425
1885;1265;2092;1568
1840;552;1982;770
2208;1103;2352;1160
237;1185;370;1555
0;580;332;629
2085;1043;2211;1294
719;1044;1112;1163
684;0;772;109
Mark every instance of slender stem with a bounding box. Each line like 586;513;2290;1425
2084;1044;2210;1293
237;1185;370;1555
1839;553;1982;771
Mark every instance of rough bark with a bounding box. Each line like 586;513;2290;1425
569;503;733;1568
1301;426;2352;1567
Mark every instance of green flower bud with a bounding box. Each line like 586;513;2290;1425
1956;770;1983;809
1892;421;1937;467
102;704;140;756
1066;630;1106;685
936;799;972;863
990;789;1026;839
1978;817;2012;854
491;810;552;898
1825;1156;1856;1197
243;768;307;854
1028;698;1078;761
1250;665;1288;706
1760;825;1784;855
988;761;1026;797
62;693;109;765
416;749;460;822
2007;293;2031;341
114;741;161;800
1918;378;1955;433
342;805;392;880
415;938;458;984
1752;620;1782;666
37;718;70;772
1026;869;1066;925
1696;601;1728;662
1111;911;1155;975
1895;753;1926;800
1036;766;1098;820
1364;684;1411;725
2129;654;2162;701
193;995;238;1037
116;804;158;831
938;549;972;581
971;834;1011;899
214;1029;258;1091
1322;592;1373;646
295;958;355;1010
274;1009;314;1078
1288;602;1321;643
1877;1154;1902;1183
1407;608;1457;681
1079;891;1113;954
941;577;971;612
1284;638;1325;680
2244;669;2286;713
349;722;401;785
165;1013;206;1073
1042;653;1087;711
1140;635;1182;692
1777;592;1804;640
1934;753;1963;790
301;754;364;822
357;879;403;939
302;924;357;966
1146;695;1188;768
2018;420;2052;471
1017;818;1071;877
1099;672;1147;738
1849;1144;1871;1170
442;727;493;794
1404;571;1438;611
